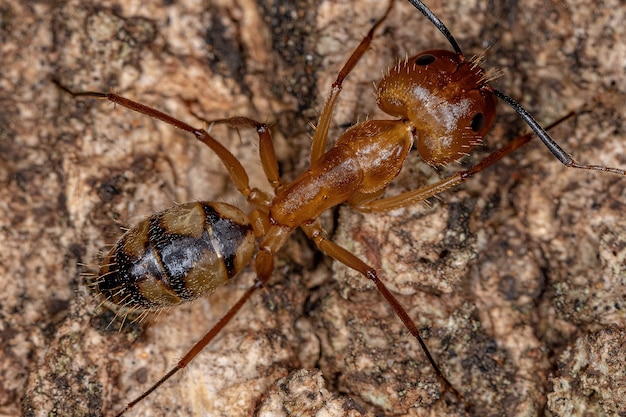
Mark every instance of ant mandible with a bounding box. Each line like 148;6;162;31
57;0;625;415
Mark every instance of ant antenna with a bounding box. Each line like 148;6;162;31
492;90;626;175
406;0;626;176
406;0;463;56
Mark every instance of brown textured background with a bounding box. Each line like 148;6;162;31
1;0;625;416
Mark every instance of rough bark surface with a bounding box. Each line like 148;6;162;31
2;1;624;416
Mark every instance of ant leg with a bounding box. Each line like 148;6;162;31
113;238;279;417
53;83;260;202
180;102;282;191
310;1;393;165
300;220;466;405
113;281;262;417
201;116;281;190
356;115;574;213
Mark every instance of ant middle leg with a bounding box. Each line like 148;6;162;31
185;109;282;191
53;83;278;210
205;117;281;190
300;220;466;407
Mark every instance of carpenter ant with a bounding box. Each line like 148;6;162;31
56;0;625;415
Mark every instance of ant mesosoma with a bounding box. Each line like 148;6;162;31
57;0;625;415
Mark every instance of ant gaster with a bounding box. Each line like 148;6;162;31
55;0;626;415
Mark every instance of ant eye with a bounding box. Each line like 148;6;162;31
415;54;436;66
470;112;486;132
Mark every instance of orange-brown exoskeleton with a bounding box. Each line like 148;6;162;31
57;0;626;415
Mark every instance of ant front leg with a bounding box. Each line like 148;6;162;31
356;115;573;213
310;1;394;164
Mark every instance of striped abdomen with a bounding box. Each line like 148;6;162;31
97;202;255;311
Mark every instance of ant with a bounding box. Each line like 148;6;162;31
55;0;625;415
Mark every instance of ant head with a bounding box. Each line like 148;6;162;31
377;50;497;166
